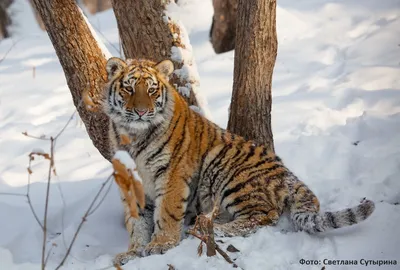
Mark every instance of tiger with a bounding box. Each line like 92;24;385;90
103;57;375;266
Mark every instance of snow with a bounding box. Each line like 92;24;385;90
113;151;134;172
113;150;142;184
78;6;112;60
1;0;400;269
165;1;213;120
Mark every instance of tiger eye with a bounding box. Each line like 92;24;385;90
148;87;157;95
125;86;134;93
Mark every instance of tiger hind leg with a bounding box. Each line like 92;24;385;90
214;209;280;237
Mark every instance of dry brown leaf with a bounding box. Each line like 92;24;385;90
114;264;123;270
29;152;51;160
82;88;98;112
112;158;145;219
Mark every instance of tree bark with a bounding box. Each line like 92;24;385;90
31;0;112;160
210;0;237;54
30;0;207;162
111;0;199;107
0;0;12;39
227;0;277;152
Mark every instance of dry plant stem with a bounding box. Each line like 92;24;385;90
55;175;113;270
0;192;25;196
41;136;55;270
55;110;77;139
188;232;238;267
45;244;56;266
87;178;114;216
0;37;25;65
27;158;45;231
215;245;237;267
187;206;239;267
22;131;50;141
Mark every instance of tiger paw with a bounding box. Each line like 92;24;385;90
113;249;139;266
142;236;178;256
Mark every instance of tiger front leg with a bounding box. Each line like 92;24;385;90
143;174;190;256
113;196;154;266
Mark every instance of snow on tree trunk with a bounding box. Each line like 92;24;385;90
31;0;113;160
227;0;277;152
111;0;211;118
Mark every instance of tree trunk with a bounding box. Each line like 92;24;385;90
0;0;12;39
30;0;208;162
227;0;277;152
31;0;112;160
111;0;199;108
210;0;237;54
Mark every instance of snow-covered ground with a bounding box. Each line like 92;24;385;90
1;0;400;269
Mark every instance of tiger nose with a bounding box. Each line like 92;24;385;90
135;108;147;116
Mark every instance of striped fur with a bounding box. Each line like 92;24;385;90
104;58;375;265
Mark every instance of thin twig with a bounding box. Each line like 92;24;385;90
0;37;25;65
0;192;26;197
55;175;88;265
55;175;113;270
215;244;237;267
87;178;113;216
45;243;56;265
22;131;50;141
27;158;45;231
80;8;121;55
41;137;55;270
54;111;77;140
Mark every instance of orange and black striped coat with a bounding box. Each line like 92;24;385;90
103;57;375;266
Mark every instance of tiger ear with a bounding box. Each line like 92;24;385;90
106;57;127;80
155;60;174;77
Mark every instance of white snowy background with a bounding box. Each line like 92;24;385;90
0;0;399;269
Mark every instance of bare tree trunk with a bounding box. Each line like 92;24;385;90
227;0;277;152
31;0;112;160
210;0;237;54
30;0;208;161
111;0;199;107
0;0;12;39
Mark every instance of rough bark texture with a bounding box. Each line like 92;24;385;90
31;0;112;161
210;0;237;54
111;0;198;107
82;0;112;14
0;0;12;39
227;0;277;152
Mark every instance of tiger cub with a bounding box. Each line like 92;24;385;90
104;57;375;265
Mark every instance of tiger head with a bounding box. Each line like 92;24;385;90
104;57;174;130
